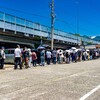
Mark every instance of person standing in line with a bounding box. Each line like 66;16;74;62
52;48;57;64
37;50;41;65
40;49;45;66
28;48;32;67
21;47;26;68
14;45;22;70
0;47;6;69
65;52;70;64
77;50;82;62
31;50;37;67
46;49;52;65
90;50;93;60
59;50;63;64
21;47;29;68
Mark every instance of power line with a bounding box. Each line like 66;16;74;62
0;5;49;19
0;3;98;36
79;27;96;36
56;18;97;36
56;18;76;33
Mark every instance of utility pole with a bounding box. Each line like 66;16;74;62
76;1;79;46
51;0;55;50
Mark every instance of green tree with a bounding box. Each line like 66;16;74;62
75;33;80;36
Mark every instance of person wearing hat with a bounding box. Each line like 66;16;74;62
0;47;6;69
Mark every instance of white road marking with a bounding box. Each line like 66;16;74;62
29;92;48;98
69;71;89;77
44;77;66;85
0;84;9;89
79;85;100;100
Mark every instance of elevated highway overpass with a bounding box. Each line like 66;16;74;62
0;12;100;49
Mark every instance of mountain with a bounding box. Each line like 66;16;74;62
82;35;91;39
92;36;100;41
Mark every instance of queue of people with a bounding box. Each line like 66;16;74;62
13;45;100;70
0;45;100;70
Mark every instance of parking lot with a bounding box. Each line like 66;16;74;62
0;59;100;100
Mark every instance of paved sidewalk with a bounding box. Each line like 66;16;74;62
4;64;14;69
0;59;100;100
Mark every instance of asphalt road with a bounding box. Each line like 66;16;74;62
0;59;100;100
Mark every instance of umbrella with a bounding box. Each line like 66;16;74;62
65;50;71;55
57;49;63;54
71;47;76;50
69;49;73;53
37;46;45;50
75;49;79;52
86;49;89;52
77;48;82;51
65;50;71;53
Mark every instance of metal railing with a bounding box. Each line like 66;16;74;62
0;11;100;45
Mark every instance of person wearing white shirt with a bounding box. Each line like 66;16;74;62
14;45;22;69
46;49;52;65
0;47;6;69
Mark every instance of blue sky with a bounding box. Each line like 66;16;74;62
0;0;100;36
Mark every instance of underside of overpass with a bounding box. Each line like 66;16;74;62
0;28;78;49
